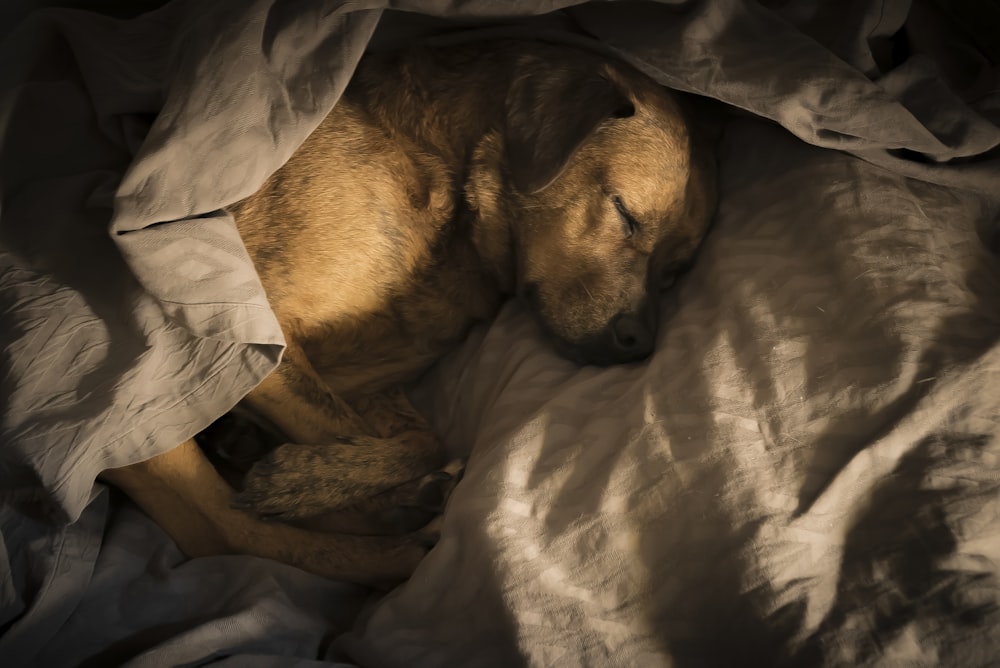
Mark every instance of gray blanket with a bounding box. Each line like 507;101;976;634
2;0;999;665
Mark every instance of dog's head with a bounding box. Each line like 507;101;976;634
474;48;716;366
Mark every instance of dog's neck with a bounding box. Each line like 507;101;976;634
349;48;522;297
463;132;518;297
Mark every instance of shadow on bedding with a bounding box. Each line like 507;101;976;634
631;119;1000;664
794;239;1000;660
791;174;1000;521
634;349;815;667
806;432;1000;663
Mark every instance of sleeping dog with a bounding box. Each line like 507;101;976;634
101;40;716;585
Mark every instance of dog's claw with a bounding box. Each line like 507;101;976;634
370;459;466;534
415;458;466;513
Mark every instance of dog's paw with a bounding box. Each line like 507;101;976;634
232;444;337;520
412;459;465;515
374;459;466;533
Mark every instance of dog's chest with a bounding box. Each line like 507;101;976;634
283;224;502;398
301;241;503;398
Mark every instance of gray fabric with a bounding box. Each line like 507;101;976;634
1;0;999;666
0;492;369;667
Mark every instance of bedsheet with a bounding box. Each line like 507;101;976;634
2;0;999;665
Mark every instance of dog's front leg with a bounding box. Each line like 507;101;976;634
235;345;450;520
101;439;430;583
246;340;373;443
233;428;447;520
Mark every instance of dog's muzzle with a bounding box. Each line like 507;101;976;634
522;284;657;366
558;310;655;366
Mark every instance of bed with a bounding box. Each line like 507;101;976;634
2;0;999;665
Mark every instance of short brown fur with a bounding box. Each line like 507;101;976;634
102;40;716;585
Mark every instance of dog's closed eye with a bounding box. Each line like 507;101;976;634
612;195;640;239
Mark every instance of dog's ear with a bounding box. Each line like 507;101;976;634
505;63;635;195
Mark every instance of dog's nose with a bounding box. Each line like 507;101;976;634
611;312;654;360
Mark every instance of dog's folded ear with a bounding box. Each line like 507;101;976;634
504;61;635;195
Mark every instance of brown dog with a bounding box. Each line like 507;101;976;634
101;39;716;585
